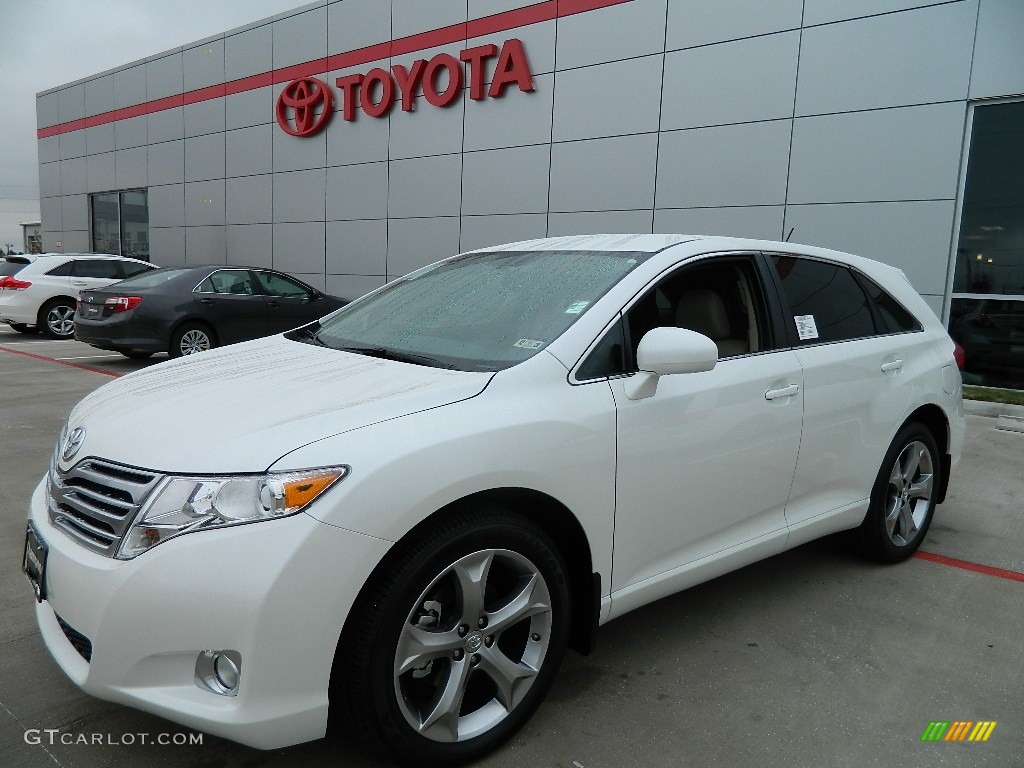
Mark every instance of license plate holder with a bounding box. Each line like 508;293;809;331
23;521;49;602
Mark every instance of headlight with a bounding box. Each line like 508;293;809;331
53;419;69;467
116;466;348;559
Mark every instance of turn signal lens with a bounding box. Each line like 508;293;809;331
258;468;347;516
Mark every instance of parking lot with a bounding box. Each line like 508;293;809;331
1;323;1021;768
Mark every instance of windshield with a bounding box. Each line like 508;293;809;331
308;250;650;371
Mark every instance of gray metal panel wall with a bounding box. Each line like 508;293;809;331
36;0;1001;312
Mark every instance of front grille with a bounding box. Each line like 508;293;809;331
56;614;93;662
48;458;162;557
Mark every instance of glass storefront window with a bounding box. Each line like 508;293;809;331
951;101;1024;388
950;298;1024;388
90;190;149;260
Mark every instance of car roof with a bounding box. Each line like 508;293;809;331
472;233;905;282
479;234;703;253
157;265;292;274
24;252;152;265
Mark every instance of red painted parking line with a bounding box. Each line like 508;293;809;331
0;346;122;378
914;550;1024;583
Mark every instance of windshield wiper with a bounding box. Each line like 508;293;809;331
290;324;327;347
337;345;454;369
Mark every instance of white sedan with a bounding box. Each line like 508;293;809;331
24;235;963;764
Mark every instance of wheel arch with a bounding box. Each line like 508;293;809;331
169;317;218;345
36;294;77;323
336;487;599;669
453;487;600;657
901;403;951;503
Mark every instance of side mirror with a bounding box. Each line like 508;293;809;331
627;327;718;400
637;327;718;375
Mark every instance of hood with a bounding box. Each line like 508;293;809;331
61;335;492;473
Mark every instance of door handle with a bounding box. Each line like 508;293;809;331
765;384;800;401
880;359;903;373
71;281;88;287
198;298;213;305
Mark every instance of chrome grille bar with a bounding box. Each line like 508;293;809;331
48;458;163;557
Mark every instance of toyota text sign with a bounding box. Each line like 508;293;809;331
276;38;534;137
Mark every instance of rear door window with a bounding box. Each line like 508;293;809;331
769;256;877;344
72;260;122;279
44;261;75;276
254;270;313;298
197;270;258;295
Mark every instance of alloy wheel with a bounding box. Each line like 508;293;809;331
884;440;935;547
179;329;212;355
46;304;75;338
393;548;552;743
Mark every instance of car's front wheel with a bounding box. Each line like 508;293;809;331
339;508;570;765
39;298;76;339
170;323;215;357
855;422;941;563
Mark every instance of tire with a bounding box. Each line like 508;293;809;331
38;298;76;339
169;323;215;358
855;423;941;563
338;507;570;765
120;350;155;359
9;323;38;334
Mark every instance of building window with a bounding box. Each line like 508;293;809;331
90;190;149;260
950;100;1024;389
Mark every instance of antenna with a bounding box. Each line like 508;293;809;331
784;227;795;242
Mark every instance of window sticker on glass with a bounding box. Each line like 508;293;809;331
794;314;819;341
514;338;545;350
565;301;590;315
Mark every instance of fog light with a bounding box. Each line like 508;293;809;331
214;653;240;691
195;650;242;697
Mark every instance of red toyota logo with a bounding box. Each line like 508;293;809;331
276;77;333;137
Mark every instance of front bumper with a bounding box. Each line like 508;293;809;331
28;477;392;749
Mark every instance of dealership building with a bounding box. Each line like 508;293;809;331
35;0;1024;387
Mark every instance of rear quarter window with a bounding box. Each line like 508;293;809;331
856;273;923;333
121;261;155;278
44;261;75;276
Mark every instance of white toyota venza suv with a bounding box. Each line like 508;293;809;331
0;253;154;338
24;235;964;764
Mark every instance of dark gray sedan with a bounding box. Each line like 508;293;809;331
74;265;348;358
